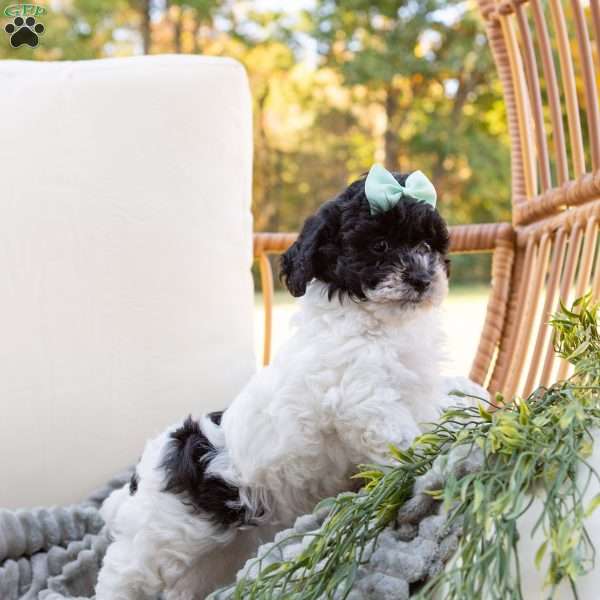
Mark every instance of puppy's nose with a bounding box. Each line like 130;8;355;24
406;274;431;293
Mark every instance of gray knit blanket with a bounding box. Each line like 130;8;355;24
0;470;132;600
0;446;480;599
213;445;482;600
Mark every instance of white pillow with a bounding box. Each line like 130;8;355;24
0;55;255;508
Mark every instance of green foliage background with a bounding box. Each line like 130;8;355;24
1;0;512;282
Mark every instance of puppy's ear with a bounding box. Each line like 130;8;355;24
280;202;340;297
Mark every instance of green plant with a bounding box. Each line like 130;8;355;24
219;294;600;600
422;299;600;599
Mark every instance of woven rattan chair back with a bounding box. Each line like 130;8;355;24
474;0;600;398
253;0;600;398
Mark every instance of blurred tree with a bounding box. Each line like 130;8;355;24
131;0;152;53
310;0;511;226
312;0;446;172
167;0;220;53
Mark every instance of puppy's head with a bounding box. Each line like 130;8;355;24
280;172;449;309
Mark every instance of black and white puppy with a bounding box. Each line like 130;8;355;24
96;170;483;599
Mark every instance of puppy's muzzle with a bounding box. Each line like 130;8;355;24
404;272;431;294
399;251;434;295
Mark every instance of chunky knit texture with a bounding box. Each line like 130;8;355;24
0;446;483;599
0;471;131;600
213;446;483;599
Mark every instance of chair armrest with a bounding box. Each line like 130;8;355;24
254;232;298;256
449;222;515;253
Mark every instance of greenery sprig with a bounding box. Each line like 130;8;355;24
218;294;600;600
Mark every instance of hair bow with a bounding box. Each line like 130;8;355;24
364;163;437;215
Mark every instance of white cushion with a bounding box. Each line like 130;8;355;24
0;55;255;508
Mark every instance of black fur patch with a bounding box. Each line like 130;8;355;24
280;172;450;300
160;415;246;527
129;471;139;496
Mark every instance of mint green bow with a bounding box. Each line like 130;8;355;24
364;164;437;214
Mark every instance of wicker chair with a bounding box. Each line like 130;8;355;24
253;0;600;400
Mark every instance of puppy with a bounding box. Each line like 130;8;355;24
96;169;483;599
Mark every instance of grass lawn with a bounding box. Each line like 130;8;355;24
254;283;490;376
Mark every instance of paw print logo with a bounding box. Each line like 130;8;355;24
4;16;44;48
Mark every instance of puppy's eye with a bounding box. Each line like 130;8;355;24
372;240;389;254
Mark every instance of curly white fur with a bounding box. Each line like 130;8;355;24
96;277;485;599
